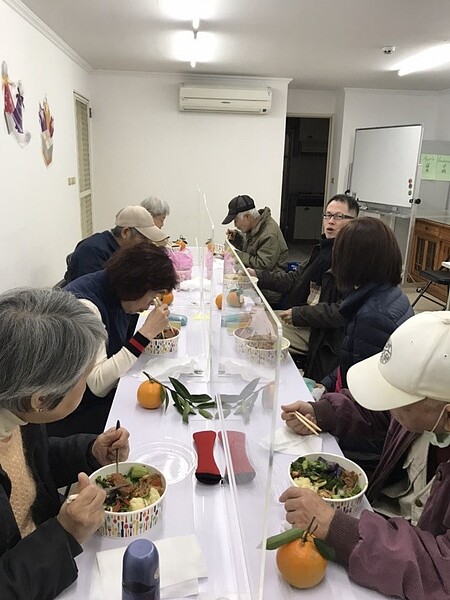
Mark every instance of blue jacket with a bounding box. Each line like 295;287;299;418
65;230;119;283
48;271;131;436
323;283;414;390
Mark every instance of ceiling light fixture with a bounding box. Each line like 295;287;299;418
397;43;450;76
191;29;198;68
192;16;200;30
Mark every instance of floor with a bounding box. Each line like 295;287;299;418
287;241;445;315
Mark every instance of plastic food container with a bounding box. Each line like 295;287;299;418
288;452;368;514
233;327;290;365
145;326;180;355
89;461;167;538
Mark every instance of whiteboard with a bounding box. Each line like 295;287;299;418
350;125;423;208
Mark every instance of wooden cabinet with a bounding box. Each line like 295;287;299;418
409;218;450;302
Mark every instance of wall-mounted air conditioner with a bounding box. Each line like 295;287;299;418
179;85;272;114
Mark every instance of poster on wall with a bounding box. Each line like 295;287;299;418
1;61;31;147
39;96;54;166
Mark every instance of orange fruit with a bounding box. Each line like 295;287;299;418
226;289;244;307
215;293;223;309
175;239;187;250
276;535;327;589
162;291;174;305
137;378;163;410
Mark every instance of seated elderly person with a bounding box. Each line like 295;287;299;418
64;205;169;284
223;194;288;306
0;288;130;600
280;311;450;599
48;242;177;437
141;195;170;229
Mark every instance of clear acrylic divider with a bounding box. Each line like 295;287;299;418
208;240;282;599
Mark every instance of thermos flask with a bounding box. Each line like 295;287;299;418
122;539;160;600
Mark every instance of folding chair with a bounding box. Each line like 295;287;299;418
412;263;450;310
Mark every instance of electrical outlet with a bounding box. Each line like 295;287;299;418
67;177;76;185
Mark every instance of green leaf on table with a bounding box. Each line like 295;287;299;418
313;538;336;561
266;528;305;550
170;389;183;410
238;378;260;401
218;394;240;404
196;401;217;409
160;386;169;411
169;377;191;399
189;393;213;403
182;398;191;423
198;408;213;419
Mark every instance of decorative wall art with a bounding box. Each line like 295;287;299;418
1;61;31;147
39;96;54;166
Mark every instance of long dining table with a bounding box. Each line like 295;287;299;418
58;264;385;600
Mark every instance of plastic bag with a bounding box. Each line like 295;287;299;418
168;247;194;282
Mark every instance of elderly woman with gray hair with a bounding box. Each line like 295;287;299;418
141;195;170;229
0;288;130;600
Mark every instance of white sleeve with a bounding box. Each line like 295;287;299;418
79;299;139;397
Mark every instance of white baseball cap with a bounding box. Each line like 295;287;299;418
115;206;169;243
347;311;450;411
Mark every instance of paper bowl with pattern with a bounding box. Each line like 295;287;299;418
288;452;368;515
89;461;167;538
145;325;180;355
233;327;290;365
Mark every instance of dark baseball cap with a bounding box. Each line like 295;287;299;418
222;195;256;225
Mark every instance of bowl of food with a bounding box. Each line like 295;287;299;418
89;461;167;537
233;327;290;365
289;453;368;514
145;325;180;355
223;273;258;291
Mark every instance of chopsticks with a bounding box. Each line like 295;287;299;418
67;482;129;504
293;411;322;436
115;420;120;473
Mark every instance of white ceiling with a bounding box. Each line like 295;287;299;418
19;0;450;91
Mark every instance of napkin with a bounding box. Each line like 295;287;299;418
136;356;204;380
219;358;273;382
93;534;207;600
260;425;322;455
179;278;211;292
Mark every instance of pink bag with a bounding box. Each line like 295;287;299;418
168;248;194;282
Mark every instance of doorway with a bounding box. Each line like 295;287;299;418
280;116;331;260
74;94;93;239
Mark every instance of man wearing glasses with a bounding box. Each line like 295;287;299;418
251;194;359;381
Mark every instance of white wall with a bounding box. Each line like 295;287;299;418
436;90;450;140
90;73;289;244
0;1;91;290
286;89;336;116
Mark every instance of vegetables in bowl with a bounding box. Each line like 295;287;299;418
95;464;164;513
288;452;369;514
290;456;360;499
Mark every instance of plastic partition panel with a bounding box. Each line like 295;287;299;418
210;241;282;599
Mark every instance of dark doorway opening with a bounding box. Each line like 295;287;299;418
280;116;331;260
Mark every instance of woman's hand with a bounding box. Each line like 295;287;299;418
279;487;335;539
57;473;106;544
139;303;170;339
281;400;318;436
279;309;293;325
92;425;130;466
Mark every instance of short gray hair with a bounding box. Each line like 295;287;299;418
141;196;170;218
236;208;260;221
0;288;106;412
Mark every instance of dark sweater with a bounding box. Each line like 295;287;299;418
65;230;119;283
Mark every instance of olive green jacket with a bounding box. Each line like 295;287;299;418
233;207;288;305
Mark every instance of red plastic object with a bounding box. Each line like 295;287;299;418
193;431;222;484
218;431;256;484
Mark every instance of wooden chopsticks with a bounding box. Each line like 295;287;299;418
293;411;322;436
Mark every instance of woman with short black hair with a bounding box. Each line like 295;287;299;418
48;241;178;437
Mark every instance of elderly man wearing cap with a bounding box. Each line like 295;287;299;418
64;205;169;284
223;195;288;306
280;311;450;599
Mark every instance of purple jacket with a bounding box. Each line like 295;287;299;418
324;417;450;599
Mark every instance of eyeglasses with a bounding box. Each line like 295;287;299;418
322;212;354;221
